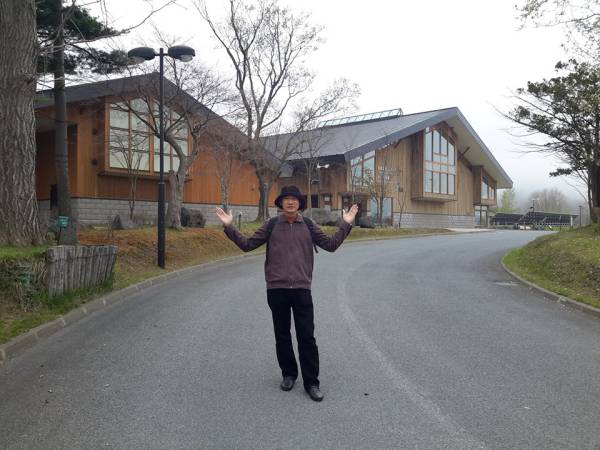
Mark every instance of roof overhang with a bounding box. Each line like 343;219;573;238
341;108;512;189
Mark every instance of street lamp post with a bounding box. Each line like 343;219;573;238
127;45;195;268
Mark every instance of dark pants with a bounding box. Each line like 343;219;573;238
266;288;319;388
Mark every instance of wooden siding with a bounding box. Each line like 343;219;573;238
394;136;474;216
35;101;275;206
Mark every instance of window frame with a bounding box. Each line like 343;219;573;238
423;127;456;195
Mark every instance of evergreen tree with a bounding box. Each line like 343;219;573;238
36;0;127;244
498;188;519;213
506;60;600;223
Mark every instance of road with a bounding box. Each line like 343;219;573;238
1;230;600;449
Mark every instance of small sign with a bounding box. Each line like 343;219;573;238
58;216;69;229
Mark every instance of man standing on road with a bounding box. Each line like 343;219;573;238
216;185;358;402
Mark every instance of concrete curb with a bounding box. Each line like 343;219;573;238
0;228;477;366
501;260;600;320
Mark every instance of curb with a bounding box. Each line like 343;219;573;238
501;260;600;320
0;251;263;366
0;228;477;366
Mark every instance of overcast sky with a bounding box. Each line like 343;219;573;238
99;0;588;209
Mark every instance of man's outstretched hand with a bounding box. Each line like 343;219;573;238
215;207;233;227
343;204;359;224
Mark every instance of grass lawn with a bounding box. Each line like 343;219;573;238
503;225;600;309
0;224;453;345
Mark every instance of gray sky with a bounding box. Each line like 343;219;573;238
99;0;588;208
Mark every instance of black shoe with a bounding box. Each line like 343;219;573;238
305;385;324;402
280;376;296;391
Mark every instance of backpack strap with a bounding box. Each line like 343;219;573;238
303;217;319;254
265;217;279;264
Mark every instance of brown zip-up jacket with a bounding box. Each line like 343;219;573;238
224;214;352;290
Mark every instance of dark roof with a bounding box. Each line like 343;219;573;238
519;211;578;224
263;107;513;188
35;73;212;117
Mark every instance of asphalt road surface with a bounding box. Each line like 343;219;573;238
1;230;600;450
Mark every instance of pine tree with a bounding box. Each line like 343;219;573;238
37;0;127;244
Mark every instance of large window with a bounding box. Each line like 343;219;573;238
370;197;393;225
154;107;189;173
350;150;375;187
109;99;151;171
481;177;495;200
423;128;456;195
108;100;189;173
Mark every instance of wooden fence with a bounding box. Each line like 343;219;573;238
46;245;118;297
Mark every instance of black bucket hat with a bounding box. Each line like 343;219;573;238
274;185;306;210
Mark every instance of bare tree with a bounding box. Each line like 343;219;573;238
113;45;231;228
106;117;149;220
0;0;43;245
204;117;248;212
196;0;333;221
530;187;570;212
518;0;600;59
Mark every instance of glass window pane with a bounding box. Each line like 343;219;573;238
449;165;456;174
433;130;440;154
131;98;151;114
370;198;378;218
131;113;148;131
441;173;448;194
441;155;447;164
482;182;487;199
177;139;188;155
433;163;440;172
425;161;433;170
448;174;455;195
363;157;374;178
364;151;375;159
109;128;129;148
110;148;128;169
425;131;432;161
110;108;129;129
433;153;440;162
383;198;392;219
448;143;455;165
174;123;188;139
425;170;433;193
131;132;150;152
129;151;148;171
154;154;160;173
433;172;440;193
441;136;447;155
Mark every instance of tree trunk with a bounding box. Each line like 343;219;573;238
54;0;77;244
166;170;183;230
306;174;312;218
220;177;230;213
590;163;600;223
0;0;43;245
256;174;272;222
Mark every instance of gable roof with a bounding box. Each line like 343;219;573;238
263;107;513;188
34;73;213;117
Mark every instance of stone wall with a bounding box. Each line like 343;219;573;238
38;198;277;226
395;212;476;229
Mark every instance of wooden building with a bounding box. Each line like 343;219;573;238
267;107;512;228
34;74;276;226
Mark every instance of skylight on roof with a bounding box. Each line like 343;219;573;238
319;107;403;128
